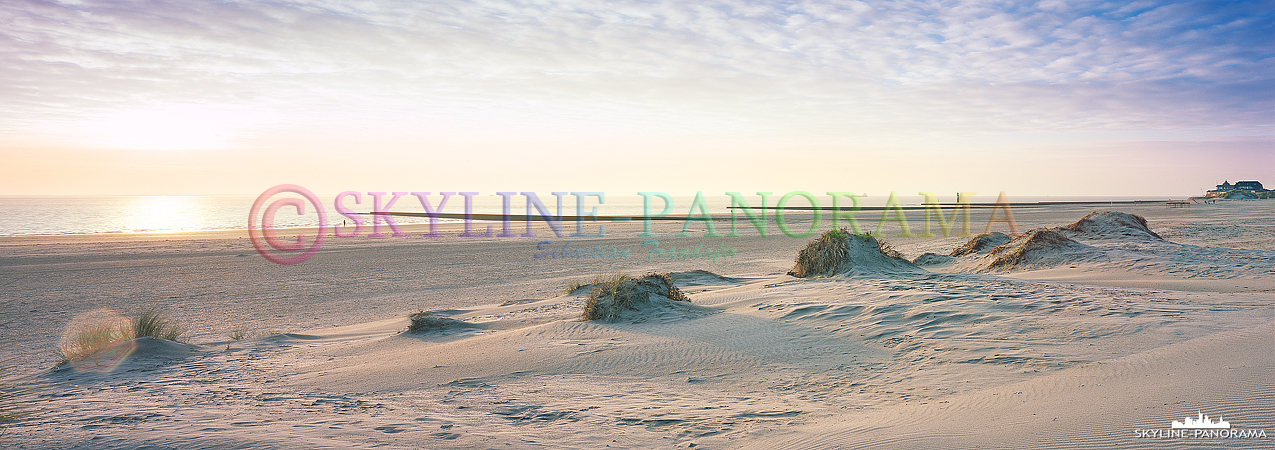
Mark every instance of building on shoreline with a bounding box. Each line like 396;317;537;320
1206;180;1267;197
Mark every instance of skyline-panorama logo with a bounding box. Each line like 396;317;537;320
1134;411;1267;440
1172;412;1229;429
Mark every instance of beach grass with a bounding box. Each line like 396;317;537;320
789;228;852;277
57;309;184;368
57;320;133;367
876;238;905;260
580;273;636;321
133;309;183;341
580;272;688;322
566;273;628;295
789;228;911;277
407;310;465;333
985;229;1079;270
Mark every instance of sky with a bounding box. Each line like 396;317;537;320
1;0;1272;197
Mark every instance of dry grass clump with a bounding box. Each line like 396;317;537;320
57;309;185;369
875;239;905;260
580;272;689;322
788;228;852;278
788;228;914;277
407;311;465;333
651;272;690;303
133;309;183;341
985;229;1080;270
566;273;627;295
57;319;134;367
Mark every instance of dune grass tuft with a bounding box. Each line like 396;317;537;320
133;309;183;341
875;239;905;260
788;228;852;277
788;228;911;277
56;309;184;369
580;273;631;321
580;272;688;322
984;229;1079;270
407;310;464;333
57;320;134;367
566;273;629;295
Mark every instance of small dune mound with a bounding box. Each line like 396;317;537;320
912;252;956;266
407;311;471;333
668;270;743;286
982;229;1095;270
1055;211;1163;241
788;228;917;277
949;232;1012;256
582;273;706;323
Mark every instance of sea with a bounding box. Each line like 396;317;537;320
0;193;1182;237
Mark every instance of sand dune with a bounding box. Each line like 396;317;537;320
978;229;1099;271
948;231;1012;257
788;231;920;277
1054;211;1165;241
941;211;1275;292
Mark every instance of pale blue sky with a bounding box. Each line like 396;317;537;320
1;0;1271;196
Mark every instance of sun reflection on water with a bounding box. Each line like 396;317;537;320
123;196;202;233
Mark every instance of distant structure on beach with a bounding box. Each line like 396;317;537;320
1206;180;1267;197
1171;412;1230;429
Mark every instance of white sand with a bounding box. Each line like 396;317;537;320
1;201;1272;448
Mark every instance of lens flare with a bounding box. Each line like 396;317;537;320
59;310;137;373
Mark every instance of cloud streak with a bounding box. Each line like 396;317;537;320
0;0;1270;194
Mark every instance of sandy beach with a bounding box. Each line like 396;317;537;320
1;200;1272;449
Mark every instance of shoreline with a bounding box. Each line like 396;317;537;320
4;196;1262;241
2;196;1268;242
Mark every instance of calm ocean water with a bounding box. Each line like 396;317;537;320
0;194;1177;237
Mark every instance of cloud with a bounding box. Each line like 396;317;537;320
0;0;1270;150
